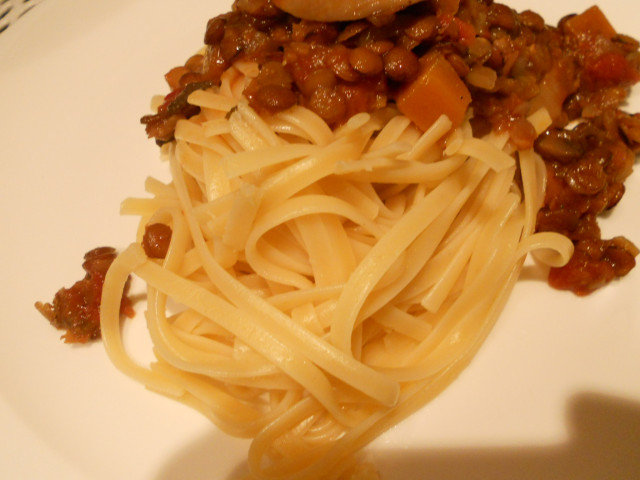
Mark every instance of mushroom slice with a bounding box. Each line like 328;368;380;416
272;0;424;21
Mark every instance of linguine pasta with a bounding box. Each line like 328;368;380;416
100;62;573;479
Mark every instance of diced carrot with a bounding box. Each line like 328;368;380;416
564;6;617;40
396;52;471;131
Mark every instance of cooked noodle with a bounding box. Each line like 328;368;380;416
100;62;573;479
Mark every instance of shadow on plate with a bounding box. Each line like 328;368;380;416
153;392;640;480
515;264;549;283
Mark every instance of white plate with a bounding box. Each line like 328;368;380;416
1;1;639;478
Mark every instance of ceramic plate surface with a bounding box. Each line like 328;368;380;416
1;1;638;478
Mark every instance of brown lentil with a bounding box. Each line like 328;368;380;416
383;46;419;82
349;47;384;76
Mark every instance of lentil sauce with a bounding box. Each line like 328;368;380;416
143;0;639;296
35;248;134;343
38;0;640;343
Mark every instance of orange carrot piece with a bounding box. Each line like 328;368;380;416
564;6;617;40
396;52;471;132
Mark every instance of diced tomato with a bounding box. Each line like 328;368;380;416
585;52;640;86
437;14;476;46
454;18;476;46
